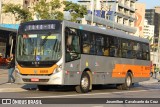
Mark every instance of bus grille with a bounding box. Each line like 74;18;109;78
22;79;49;82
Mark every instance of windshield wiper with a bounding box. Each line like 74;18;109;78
40;32;51;46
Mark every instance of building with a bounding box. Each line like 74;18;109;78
135;2;145;37
143;19;154;43
145;7;160;44
145;7;160;67
0;0;65;23
0;0;26;24
143;19;154;41
78;0;137;35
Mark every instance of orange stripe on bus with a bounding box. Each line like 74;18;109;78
112;64;150;78
17;64;58;75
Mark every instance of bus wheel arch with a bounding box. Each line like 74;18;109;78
75;69;92;93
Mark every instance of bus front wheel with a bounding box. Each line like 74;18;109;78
75;72;90;93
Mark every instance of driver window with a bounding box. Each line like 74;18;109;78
65;27;80;62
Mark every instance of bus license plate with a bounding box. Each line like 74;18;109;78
31;78;39;82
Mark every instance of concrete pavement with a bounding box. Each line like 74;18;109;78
0;67;160;92
0;66;37;92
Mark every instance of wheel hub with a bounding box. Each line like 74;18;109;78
81;77;89;89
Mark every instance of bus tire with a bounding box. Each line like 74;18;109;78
75;72;90;93
37;85;50;91
122;72;132;90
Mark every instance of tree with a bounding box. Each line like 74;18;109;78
2;3;32;22
2;0;87;23
63;1;87;22
33;0;63;20
2;0;63;22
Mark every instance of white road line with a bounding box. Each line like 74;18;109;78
27;89;160;98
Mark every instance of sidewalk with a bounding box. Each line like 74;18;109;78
0;67;37;90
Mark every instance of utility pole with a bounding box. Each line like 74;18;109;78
91;0;94;25
157;20;160;68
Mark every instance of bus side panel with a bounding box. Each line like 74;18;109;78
63;59;82;85
63;54;150;85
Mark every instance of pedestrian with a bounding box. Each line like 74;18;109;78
7;54;15;83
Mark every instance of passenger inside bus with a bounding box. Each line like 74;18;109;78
83;44;90;54
90;44;95;54
103;47;109;56
97;46;103;55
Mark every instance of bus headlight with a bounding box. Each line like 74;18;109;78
53;67;62;74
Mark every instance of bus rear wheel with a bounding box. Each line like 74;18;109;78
37;85;50;91
117;72;132;90
75;72;90;93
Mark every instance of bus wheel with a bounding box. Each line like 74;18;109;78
75;72;90;93
122;72;132;90
117;72;132;90
37;85;50;91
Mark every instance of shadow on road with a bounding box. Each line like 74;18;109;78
20;84;135;92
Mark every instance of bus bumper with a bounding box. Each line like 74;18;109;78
15;71;64;85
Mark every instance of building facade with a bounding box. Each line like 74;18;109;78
0;0;64;24
145;7;160;44
143;19;154;42
145;7;160;67
78;0;137;35
135;2;145;37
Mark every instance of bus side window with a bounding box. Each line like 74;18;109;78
136;43;142;59
65;27;80;62
96;35;104;56
83;44;90;54
104;37;109;56
82;31;91;54
142;44;150;60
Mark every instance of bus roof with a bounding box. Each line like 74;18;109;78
19;20;149;43
63;20;149;43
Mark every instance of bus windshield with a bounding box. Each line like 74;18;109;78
16;33;62;61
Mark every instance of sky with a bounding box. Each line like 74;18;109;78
138;0;160;9
71;0;160;9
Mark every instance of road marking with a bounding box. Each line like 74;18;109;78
28;89;160;98
0;88;27;93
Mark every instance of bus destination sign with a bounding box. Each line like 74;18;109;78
25;24;56;31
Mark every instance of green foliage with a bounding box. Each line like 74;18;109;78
63;1;87;22
2;0;87;22
2;3;32;22
33;0;63;20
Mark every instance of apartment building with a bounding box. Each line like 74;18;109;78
78;0;137;35
143;19;154;43
145;7;160;44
